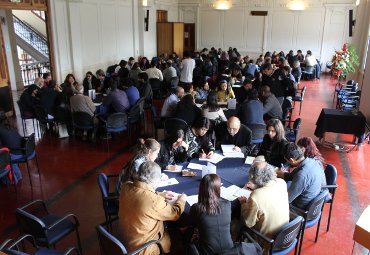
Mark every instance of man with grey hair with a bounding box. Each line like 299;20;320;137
118;161;186;255
238;161;289;251
161;86;185;118
69;83;96;117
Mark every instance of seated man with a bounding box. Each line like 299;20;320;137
137;72;153;107
95;69;110;93
102;79;130;113
122;78;140;106
260;85;283;120
238;89;264;126
118;161;186;255
238;161;289;252
215;116;252;155
70;84;96;117
277;143;327;209
235;78;253;103
160;86;184;118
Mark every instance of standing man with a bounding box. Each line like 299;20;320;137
179;50;195;86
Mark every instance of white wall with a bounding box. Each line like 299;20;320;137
179;0;355;65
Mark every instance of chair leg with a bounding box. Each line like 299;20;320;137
327;201;334;232
75;227;83;254
299;102;303;115
34;155;40;175
11;168;17;193
22;119;26;136
26;161;33;187
298;225;305;255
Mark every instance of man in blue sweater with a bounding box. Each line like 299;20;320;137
277;143;326;209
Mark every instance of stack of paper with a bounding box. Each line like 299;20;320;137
187;163;204;170
221;185;252;201
202;162;217;177
221;145;245;158
157;178;179;188
163;165;183;173
199;153;225;164
245;156;255;165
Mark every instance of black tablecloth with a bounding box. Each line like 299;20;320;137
314;108;366;138
157;157;250;211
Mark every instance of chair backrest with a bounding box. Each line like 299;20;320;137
128;98;145;123
24;133;36;156
55;106;72;124
293;118;302;132
15;209;46;240
149;78;161;90
164;118;188;135
246;123;266;140
352;83;359;92
170;77;179;88
325;164;337;194
96;225;128;255
106;113;128;129
346;79;355;85
306;190;329;221
282;99;293;121
272;216;303;251
72;111;94;127
0;149;11;172
97;173;109;199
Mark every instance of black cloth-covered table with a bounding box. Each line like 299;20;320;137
157;157;250;211
314;108;366;139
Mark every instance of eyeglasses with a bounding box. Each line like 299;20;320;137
227;127;239;133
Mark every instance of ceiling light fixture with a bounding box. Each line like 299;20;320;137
289;0;305;11
213;0;231;10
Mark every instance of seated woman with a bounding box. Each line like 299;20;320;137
189;174;234;254
174;94;201;126
217;80;235;102
0;113;23;184
60;73;78;94
202;91;227;122
156;130;189;170
184;117;215;159
18;84;39;118
195;80;210;103
116;138;160;193
257;119;288;167
118;161;186;255
238;161;289;253
82;71;97;95
297;137;325;166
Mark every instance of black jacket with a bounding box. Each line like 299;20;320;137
258;135;288;167
155;141;188;169
215;122;252;155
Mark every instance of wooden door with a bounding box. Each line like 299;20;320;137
184;23;195;53
0;24;13;113
173;23;184;58
157;22;173;57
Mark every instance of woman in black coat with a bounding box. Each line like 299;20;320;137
174;94;201;126
155;129;189;170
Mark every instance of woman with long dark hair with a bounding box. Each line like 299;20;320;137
185;117;215;159
202;91;227;121
257;119;288;167
189;174;234;254
174;94;201;126
297;137;325;166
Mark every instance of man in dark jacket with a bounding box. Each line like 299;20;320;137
260;85;283;120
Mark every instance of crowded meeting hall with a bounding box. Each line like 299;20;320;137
1;0;370;254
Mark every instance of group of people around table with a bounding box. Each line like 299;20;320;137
112;112;327;254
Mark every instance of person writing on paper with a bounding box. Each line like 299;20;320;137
217;80;235;102
118;161;186;255
156;130;189;170
215;116;252;155
116;138;160;193
185;117;215;159
238;161;289;253
189;174;234;254
257;119;288;167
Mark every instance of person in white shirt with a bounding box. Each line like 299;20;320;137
161;86;184;118
180;51;195;84
146;61;163;81
163;60;177;83
305;50;317;67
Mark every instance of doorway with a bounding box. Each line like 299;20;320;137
184;23;195;52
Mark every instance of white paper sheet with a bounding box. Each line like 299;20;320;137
223;152;245;158
202;162;216;177
199;153;224;164
163;165;183;173
221;185;240;201
233;188;251;198
187;163;204;170
221;144;235;153
157;178;179;188
245;156;256;165
228;98;237;110
186;195;199;207
166;192;180;205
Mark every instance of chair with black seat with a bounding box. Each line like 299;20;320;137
149;78;162;99
301;66;315;80
241;215;304;255
54;106;72;136
0;148;17;191
103;112;128;138
338;89;361;111
246;123;266;155
96;217;164;255
33;105;55;137
281;99;293;126
72;111;96;139
290;189;329;255
97;173;119;229
322;164;338;232
127;98;145;143
292;86;306;116
17;101;38;136
0;234;80;255
285;118;302;143
15;200;82;253
333;79;354;104
164;118;188;137
151;105;164;140
10;133;39;187
336;82;358;109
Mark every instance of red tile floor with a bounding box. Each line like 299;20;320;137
0;75;369;254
